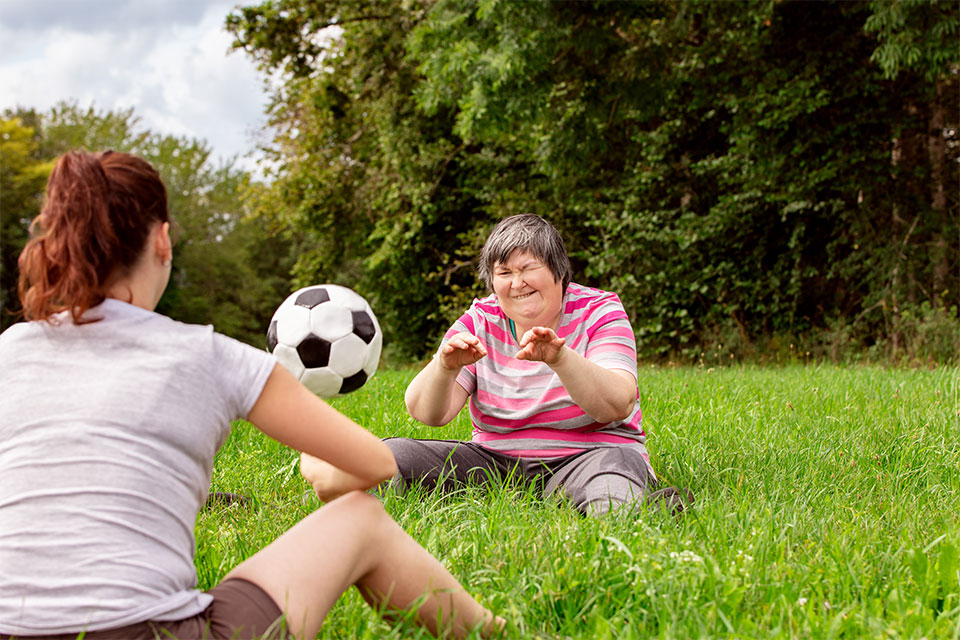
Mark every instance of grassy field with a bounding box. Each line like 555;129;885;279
197;364;960;639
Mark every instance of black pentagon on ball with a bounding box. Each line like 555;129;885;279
351;310;377;344
339;370;368;394
295;287;331;309
297;334;332;368
266;320;278;352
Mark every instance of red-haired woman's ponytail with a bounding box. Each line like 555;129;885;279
17;150;168;323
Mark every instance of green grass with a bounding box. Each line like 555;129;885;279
197;364;960;639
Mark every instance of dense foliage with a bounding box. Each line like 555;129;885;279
227;0;958;364
0;103;293;345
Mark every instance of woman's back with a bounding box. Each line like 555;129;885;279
0;299;274;634
1;149;502;640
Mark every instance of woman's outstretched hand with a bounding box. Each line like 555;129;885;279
437;332;488;371
516;326;566;365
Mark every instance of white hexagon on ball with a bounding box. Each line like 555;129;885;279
328;334;368;377
276;305;313;347
273;343;305;380
300;368;344;398
363;333;383;375
325;284;367;311
309;303;353;342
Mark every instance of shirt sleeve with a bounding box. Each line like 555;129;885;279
438;306;479;395
583;292;638;378
211;332;278;419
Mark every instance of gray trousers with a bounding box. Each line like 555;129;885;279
383;437;656;516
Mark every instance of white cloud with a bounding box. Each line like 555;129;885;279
0;0;208;33
0;1;268;172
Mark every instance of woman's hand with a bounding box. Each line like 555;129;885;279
404;333;476;426
300;452;375;503
516;326;567;365
437;332;487;370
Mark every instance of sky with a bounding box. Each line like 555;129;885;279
0;0;270;172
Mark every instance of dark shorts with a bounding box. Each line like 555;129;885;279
0;578;289;640
384;437;657;516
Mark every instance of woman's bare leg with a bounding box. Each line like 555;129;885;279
225;491;503;639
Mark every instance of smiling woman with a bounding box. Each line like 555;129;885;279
490;251;564;338
301;214;694;517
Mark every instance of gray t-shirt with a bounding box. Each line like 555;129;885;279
0;299;276;634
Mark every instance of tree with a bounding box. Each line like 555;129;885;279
229;0;499;360
1;102;293;345
228;0;959;362
864;0;959;352
0;117;54;330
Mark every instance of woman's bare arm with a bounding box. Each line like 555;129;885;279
518;326;637;423
247;364;397;490
404;332;480;426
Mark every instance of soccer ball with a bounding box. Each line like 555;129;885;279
266;284;383;398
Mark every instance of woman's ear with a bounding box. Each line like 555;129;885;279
156;221;172;267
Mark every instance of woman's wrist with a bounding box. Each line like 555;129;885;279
545;344;569;369
432;352;462;374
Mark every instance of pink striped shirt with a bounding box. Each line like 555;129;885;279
443;283;649;462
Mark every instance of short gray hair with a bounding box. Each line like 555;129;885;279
478;214;572;292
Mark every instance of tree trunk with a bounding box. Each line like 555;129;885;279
928;78;950;305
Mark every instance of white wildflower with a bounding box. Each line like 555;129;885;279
669;550;704;564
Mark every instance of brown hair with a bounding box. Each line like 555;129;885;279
17;150;169;323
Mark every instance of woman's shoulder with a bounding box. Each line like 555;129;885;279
563;283;630;330
53;299;225;356
466;293;506;320
0;319;37;350
564;282;624;307
92;299;214;340
454;293;506;336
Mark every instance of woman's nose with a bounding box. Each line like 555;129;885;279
512;273;524;289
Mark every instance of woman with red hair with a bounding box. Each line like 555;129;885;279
0;150;503;640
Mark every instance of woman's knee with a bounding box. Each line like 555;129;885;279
323;490;386;523
549;447;654;515
299;491;390;542
225;493;390;599
590;447;655;488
